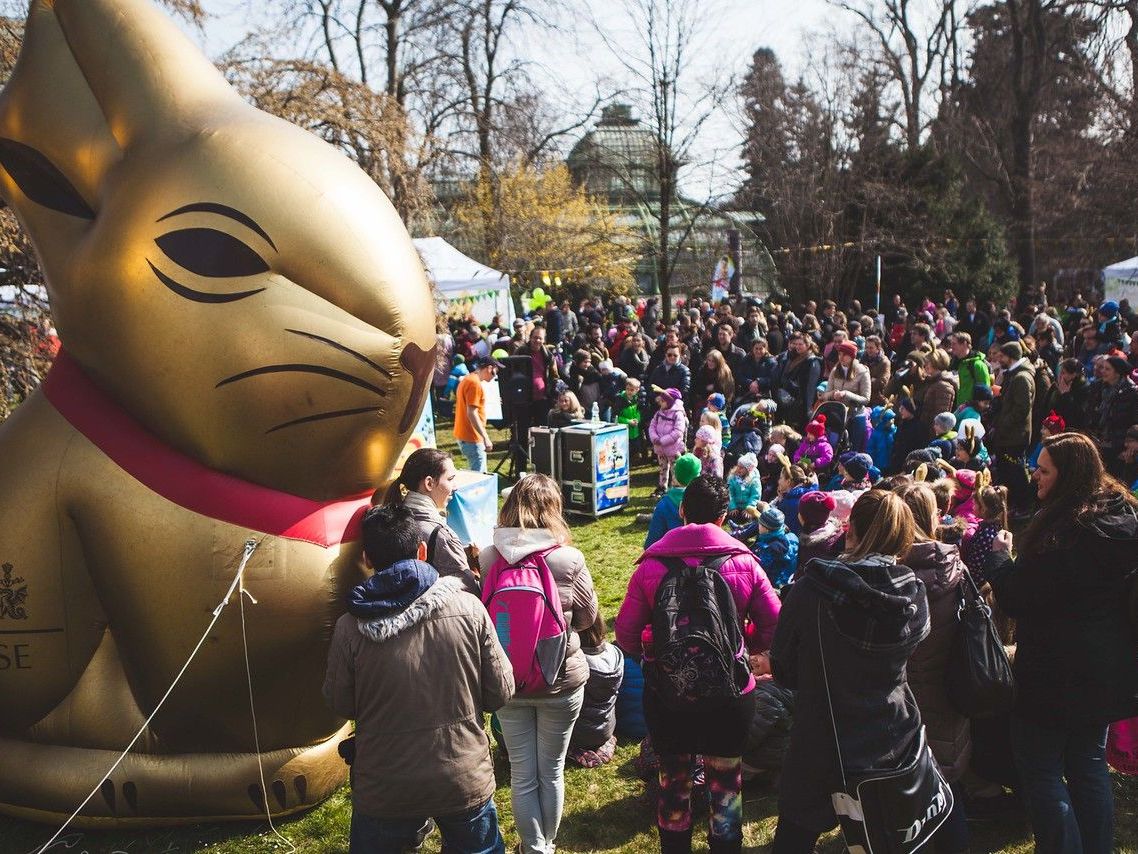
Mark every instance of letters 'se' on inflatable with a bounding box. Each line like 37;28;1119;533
0;0;436;826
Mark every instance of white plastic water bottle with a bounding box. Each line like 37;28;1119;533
591;402;600;421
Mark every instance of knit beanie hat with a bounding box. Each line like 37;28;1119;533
736;452;758;473
798;490;836;530
907;447;941;467
1041;411;1066;434
929;438;956;463
1100;300;1120;318
878;407;896;424
837;340;858;359
708;392;726;410
695;424;719;445
759;506;785;530
806;413;827;439
933;412;957;435
765;443;785;463
673;453;702;486
840;452;873;482
954;468;978;495
971;384;993;402
1000;341;1023;361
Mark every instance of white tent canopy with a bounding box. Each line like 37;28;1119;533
413;237;513;327
1104;255;1138;307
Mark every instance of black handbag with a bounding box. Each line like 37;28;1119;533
945;568;1015;719
818;604;953;854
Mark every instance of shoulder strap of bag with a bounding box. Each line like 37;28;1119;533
426;524;443;565
659;553;732;577
817;601;849;791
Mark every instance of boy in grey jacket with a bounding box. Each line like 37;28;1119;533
323;504;514;852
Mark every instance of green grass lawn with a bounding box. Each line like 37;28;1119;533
3;415;1137;852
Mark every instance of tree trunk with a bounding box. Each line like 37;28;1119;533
658;177;672;324
1127;0;1138;136
1009;108;1036;290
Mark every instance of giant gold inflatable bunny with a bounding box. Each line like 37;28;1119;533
0;0;437;826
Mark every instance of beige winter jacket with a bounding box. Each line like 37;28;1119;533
323;576;514;819
479;527;600;697
827;361;872;413
402;489;479;594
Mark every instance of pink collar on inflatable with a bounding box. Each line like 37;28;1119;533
41;350;370;546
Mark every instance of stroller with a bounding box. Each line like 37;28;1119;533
811;400;850;462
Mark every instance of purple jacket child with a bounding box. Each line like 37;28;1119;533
648;388;688;459
615;522;782;695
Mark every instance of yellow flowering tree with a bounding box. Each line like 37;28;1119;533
452;162;637;301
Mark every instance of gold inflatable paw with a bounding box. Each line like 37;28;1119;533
0;0;435;826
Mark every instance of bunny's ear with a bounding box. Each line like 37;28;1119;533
0;3;119;196
50;0;239;150
914;463;929;482
936;458;955;475
0;1;119;278
776;452;792;475
978;468;991;489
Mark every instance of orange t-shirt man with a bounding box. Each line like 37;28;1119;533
454;371;486;443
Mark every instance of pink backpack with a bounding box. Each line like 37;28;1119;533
482;545;568;694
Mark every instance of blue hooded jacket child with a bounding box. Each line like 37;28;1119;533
754;525;800;589
867;406;896;473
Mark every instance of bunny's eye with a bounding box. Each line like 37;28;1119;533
0;138;95;220
155;228;269;278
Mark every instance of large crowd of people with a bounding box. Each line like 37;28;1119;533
328;287;1138;854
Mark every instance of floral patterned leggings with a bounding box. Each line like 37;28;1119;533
657;753;743;848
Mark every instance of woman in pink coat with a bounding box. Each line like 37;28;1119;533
648;386;689;493
615;475;781;854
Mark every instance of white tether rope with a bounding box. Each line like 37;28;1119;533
34;538;297;854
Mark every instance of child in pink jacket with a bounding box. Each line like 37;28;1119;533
614;475;781;853
792;413;834;472
648;386;688;493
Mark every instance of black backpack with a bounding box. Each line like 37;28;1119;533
647;555;751;706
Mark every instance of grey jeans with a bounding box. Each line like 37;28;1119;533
496;686;585;853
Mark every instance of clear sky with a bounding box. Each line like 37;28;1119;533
185;0;851;195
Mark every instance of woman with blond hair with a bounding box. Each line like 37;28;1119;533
770;490;931;852
693;348;736;407
479;474;600;854
895;481;971;854
547;389;585;428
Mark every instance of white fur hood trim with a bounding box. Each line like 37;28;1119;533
356;575;466;643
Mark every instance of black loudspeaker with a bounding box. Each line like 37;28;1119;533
499;354;533;407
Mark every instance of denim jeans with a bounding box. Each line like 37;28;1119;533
349;797;505;853
496;687;585;853
1012;716;1112;854
458;439;487;473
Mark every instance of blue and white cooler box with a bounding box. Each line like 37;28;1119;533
558;422;629;517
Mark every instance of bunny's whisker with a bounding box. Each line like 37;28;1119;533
215;364;388;396
285;329;394;378
264;406;383;434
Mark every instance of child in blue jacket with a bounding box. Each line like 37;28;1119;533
866;405;895;473
752;506;799;589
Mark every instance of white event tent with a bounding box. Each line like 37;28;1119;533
413;237;514;327
1103;256;1138;306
